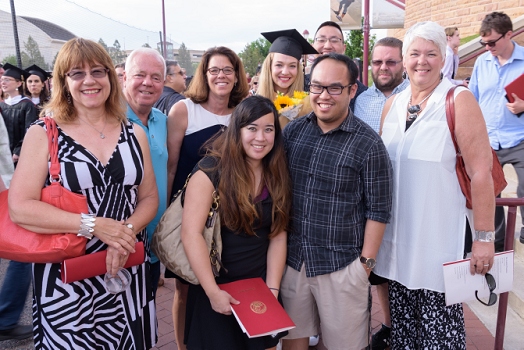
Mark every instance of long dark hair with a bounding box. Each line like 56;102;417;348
204;95;290;236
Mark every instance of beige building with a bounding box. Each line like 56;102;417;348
388;0;524;79
0;10;75;68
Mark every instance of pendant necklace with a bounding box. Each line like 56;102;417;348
79;117;108;139
407;85;439;121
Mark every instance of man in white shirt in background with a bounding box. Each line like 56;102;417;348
442;27;468;86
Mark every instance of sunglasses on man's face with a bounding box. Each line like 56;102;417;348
475;273;497;306
479;33;506;48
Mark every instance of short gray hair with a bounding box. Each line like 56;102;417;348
125;47;167;78
403;21;447;62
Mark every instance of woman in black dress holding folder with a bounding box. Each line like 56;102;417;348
181;96;290;350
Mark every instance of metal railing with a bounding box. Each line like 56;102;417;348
494;198;524;350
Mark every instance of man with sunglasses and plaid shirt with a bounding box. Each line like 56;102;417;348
354;37;409;133
469;12;524;247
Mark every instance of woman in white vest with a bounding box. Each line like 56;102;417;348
374;21;495;349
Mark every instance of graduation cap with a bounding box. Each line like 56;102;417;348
3;63;30;81
25;64;51;82
261;29;318;60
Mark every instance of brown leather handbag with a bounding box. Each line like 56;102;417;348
0;117;87;263
445;86;507;209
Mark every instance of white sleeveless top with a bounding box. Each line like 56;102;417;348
183;99;231;136
374;79;471;292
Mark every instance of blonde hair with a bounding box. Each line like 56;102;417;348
44;38;126;123
257;53;304;100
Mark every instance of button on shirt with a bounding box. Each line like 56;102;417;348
127;106;168;263
469;42;524;150
354;79;410;132
283;110;393;278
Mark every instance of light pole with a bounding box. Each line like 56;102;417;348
161;0;167;59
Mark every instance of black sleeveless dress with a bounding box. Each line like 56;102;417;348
184;156;285;350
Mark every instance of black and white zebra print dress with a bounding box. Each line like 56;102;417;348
32;120;156;350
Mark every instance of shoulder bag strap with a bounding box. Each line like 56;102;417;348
43;117;61;182
445;86;460;155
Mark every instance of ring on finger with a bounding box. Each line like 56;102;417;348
483;264;490;267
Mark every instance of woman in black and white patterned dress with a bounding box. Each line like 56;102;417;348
9;38;159;349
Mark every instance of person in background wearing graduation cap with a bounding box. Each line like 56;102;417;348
24;64;51;113
257;29;318;128
0;63;38;165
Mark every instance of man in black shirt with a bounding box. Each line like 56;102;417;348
154;60;187;115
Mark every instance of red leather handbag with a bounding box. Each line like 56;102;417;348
0;117;87;263
445;86;507;209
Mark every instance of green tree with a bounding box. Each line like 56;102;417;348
2;55;18;66
98;38;109;52
23;36;48;69
344;19;376;62
110;40;125;65
177;43;194;76
239;38;271;75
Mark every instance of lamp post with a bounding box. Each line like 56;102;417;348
302;29;310;69
161;0;167;59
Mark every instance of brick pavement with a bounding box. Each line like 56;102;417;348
152;282;496;350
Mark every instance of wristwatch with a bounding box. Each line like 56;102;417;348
474;230;495;243
360;256;376;269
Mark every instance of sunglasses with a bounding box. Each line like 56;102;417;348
371;60;402;67
475;273;497;306
66;68;109;81
479;33;505;48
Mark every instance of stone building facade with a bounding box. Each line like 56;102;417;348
388;0;524;79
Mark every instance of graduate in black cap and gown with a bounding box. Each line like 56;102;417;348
0;63;38;164
257;29;318;128
24;64;51;112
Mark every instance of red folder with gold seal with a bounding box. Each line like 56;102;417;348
219;277;295;338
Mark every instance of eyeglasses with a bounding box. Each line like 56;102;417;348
479;33;506;48
371;60;402;67
314;37;344;44
475;273;497;306
309;83;352;95
168;70;185;77
66;68;109;81
0;78;17;83
207;67;235;75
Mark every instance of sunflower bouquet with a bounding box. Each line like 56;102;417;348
273;91;309;122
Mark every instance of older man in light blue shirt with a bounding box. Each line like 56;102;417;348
470;12;524;246
124;47;168;296
354;37;409;133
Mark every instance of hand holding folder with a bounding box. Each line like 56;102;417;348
61;242;145;283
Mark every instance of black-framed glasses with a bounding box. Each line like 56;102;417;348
479;33;506;47
207;67;235;75
314;37;344;44
66;68;109;81
371;60;402;67
309;83;352;95
475;273;497;306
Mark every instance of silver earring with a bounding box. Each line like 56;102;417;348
402;72;407;80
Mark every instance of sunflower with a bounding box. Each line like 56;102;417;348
293;91;308;100
274;94;295;112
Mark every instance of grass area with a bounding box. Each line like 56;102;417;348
461;33;479;45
